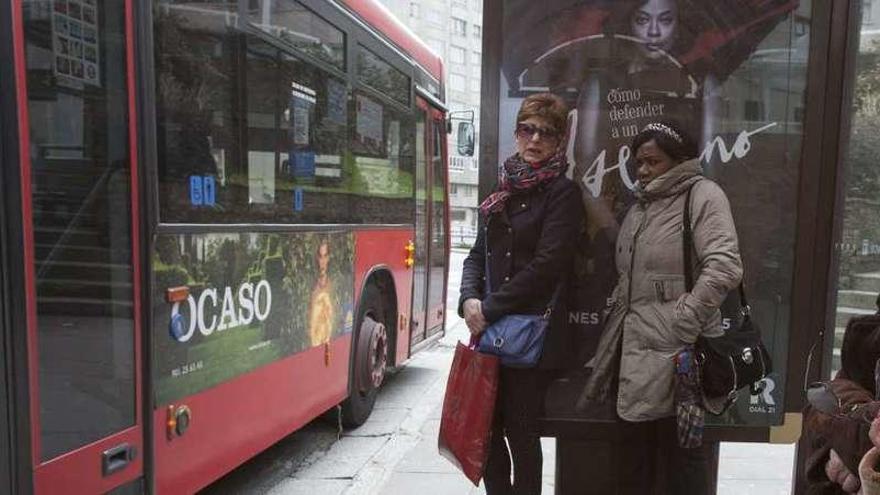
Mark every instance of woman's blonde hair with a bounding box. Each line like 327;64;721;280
516;93;569;136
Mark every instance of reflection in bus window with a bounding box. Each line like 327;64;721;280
351;91;416;203
358;45;411;106
154;3;416;224
247;39;279;205
24;0;135;461
248;0;346;70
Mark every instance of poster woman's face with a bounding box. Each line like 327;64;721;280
631;0;678;59
515;116;561;164
635;139;677;186
317;242;330;274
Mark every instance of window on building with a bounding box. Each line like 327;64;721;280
864;0;873;25
410;2;420;18
450;183;459;195
471;0;483;11
450;45;466;64
427;38;444;54
427;8;442;25
473;25;482;39
470;77;480;92
449;73;466;91
451;17;466;36
472;51;481;67
451;209;467;221
452;0;466;7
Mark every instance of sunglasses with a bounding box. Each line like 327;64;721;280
515;123;560;142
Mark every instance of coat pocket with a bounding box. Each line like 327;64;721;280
649;275;687;303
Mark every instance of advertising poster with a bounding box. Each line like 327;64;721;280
52;0;100;87
495;0;809;426
152;231;355;405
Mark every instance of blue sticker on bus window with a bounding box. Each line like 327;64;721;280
294;187;304;212
291;151;316;178
189;176;204;206
203;176;216;206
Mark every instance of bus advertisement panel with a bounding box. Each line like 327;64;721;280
152;232;355;405
492;0;811;426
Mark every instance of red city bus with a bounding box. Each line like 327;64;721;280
0;0;461;493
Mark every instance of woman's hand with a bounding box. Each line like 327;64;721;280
826;449;861;493
463;298;487;337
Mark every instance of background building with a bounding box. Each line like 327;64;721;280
379;0;483;246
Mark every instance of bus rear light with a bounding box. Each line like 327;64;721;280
166;286;190;303
167;405;192;439
404;240;415;268
166;405;177;440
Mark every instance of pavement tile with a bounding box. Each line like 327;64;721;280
396;436;458;474
295;436;389;480
266;478;349;495
344;406;411;437
716;479;792;495
381;471;478;495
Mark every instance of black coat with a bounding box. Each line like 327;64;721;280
458;175;584;369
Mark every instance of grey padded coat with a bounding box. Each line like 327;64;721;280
579;159;743;422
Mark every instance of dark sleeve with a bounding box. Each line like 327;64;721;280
457;225;486;318
803;377;879;481
481;180;583;323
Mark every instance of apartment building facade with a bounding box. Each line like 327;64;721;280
380;0;483;245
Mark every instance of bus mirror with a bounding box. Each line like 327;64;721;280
457;122;475;157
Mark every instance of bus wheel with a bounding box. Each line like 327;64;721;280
341;283;389;428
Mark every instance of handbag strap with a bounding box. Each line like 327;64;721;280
682;181;749;314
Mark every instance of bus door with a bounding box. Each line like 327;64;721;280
424;109;449;335
411;98;431;345
17;2;144;493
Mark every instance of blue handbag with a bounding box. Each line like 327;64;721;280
477;311;552;368
476;245;559;368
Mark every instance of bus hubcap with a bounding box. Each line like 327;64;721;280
359;316;387;392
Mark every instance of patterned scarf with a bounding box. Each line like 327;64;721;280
674;346;705;448
479;152;568;216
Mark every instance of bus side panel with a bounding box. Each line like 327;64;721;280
354;229;414;365
152;337;350;494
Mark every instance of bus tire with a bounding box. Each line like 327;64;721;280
341;282;389;428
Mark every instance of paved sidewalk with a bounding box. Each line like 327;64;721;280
378;318;796;495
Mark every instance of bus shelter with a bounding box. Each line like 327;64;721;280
478;0;878;493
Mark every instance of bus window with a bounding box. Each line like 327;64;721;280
248;0;346;70
349;91;416;223
357;45;411;106
154;3;237;219
156;5;400;225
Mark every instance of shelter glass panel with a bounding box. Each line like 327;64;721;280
495;0;813;426
828;3;880;378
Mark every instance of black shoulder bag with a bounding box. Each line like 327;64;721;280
682;184;772;414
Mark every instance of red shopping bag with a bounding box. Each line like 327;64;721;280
438;339;500;485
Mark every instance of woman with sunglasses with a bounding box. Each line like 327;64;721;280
458;92;582;494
